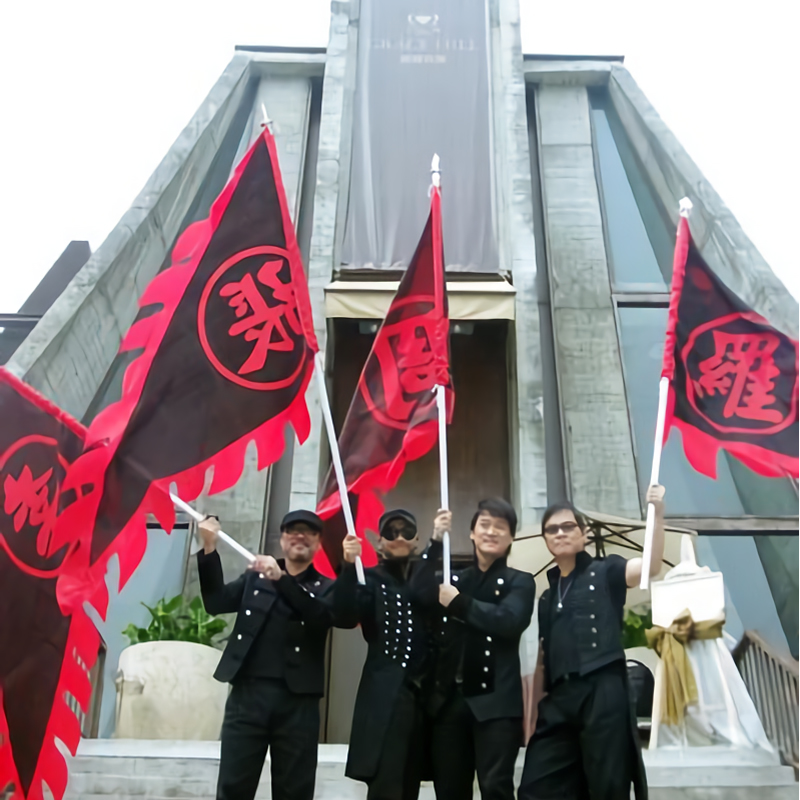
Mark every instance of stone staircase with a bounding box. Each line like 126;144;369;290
62;740;796;799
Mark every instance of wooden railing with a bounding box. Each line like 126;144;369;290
733;630;798;770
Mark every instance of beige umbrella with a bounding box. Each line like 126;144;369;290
509;510;696;609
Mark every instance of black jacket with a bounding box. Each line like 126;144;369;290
334;557;437;782
423;540;536;722
539;550;647;800
197;549;334;694
538;551;627;689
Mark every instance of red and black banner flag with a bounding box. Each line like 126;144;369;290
53;127;319;614
0;368;100;800
661;215;799;479
315;186;453;575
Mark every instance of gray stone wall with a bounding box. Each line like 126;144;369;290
534;83;640;518
490;0;548;532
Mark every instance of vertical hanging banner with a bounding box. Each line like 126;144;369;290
660;215;799;479
0;369;99;800
316;185;453;575
53;127;319;615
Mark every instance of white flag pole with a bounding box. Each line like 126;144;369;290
430;154;451;585
435;384;451;585
170;491;256;564
639;376;669;591
639;197;692;591
314;352;366;585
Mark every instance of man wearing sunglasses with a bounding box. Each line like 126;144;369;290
518;484;666;800
197;509;335;800
335;509;436;800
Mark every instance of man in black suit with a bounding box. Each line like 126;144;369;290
423;499;536;800
518;487;665;800
335;509;437;800
197;509;334;800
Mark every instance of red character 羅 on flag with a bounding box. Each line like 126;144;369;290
660;214;799;479
315;184;453;575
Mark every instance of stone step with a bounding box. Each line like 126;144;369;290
62;740;796;800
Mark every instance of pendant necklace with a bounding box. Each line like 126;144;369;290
557;573;575;610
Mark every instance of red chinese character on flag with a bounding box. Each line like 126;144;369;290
3;464;57;554
695;331;783;424
372;316;440;425
219;257;302;375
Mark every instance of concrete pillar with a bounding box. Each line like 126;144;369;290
535;84;640;517
490;0;548;534
288;0;359;512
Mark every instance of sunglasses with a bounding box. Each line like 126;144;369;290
381;524;417;541
543;521;581;536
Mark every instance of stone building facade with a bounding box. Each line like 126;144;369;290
4;0;797;740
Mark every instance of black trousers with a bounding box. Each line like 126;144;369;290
519;665;635;800
367;684;425;800
430;690;521;800
217;677;319;800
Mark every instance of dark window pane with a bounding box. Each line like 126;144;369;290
342;0;497;272
0;321;37;365
591;107;666;291
617;306;797;516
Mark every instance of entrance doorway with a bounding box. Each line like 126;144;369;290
323;318;511;742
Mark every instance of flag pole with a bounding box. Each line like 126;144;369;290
639;197;692;590
169;491;257;564
639;376;669;591
431;153;451;585
314;351;366;585
436;384;451;585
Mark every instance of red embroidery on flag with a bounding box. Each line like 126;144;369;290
682;311;798;436
198;245;308;390
0;435;77;568
695;330;782;423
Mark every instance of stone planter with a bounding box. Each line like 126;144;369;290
115;641;227;740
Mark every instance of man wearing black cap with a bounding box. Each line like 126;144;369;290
335;509;436;800
197;509;334;800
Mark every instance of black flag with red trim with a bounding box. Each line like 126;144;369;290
315;186;453;575
0;368;100;800
661;215;799;479
53;128;319;615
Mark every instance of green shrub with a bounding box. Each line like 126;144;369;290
622;605;652;650
122;594;227;648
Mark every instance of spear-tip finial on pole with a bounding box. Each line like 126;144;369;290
260;103;273;130
679;197;693;218
431;153;441;189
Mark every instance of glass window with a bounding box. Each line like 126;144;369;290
0;321;37;365
590;91;674;291
617;306;798;516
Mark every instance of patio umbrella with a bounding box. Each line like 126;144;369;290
509;510;696;609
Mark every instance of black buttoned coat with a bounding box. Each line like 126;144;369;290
197;549;334;694
423;540;536;722
334;557;437;782
539;550;647;799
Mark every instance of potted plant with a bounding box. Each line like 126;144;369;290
115;595;230;740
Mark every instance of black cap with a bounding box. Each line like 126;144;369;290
280;510;323;534
378;509;417;537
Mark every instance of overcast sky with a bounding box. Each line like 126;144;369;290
0;0;797;314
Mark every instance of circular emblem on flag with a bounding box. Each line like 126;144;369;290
198;245;308;390
0;435;80;576
360;296;444;430
681;310;799;435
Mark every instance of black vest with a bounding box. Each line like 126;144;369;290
538;551;626;690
